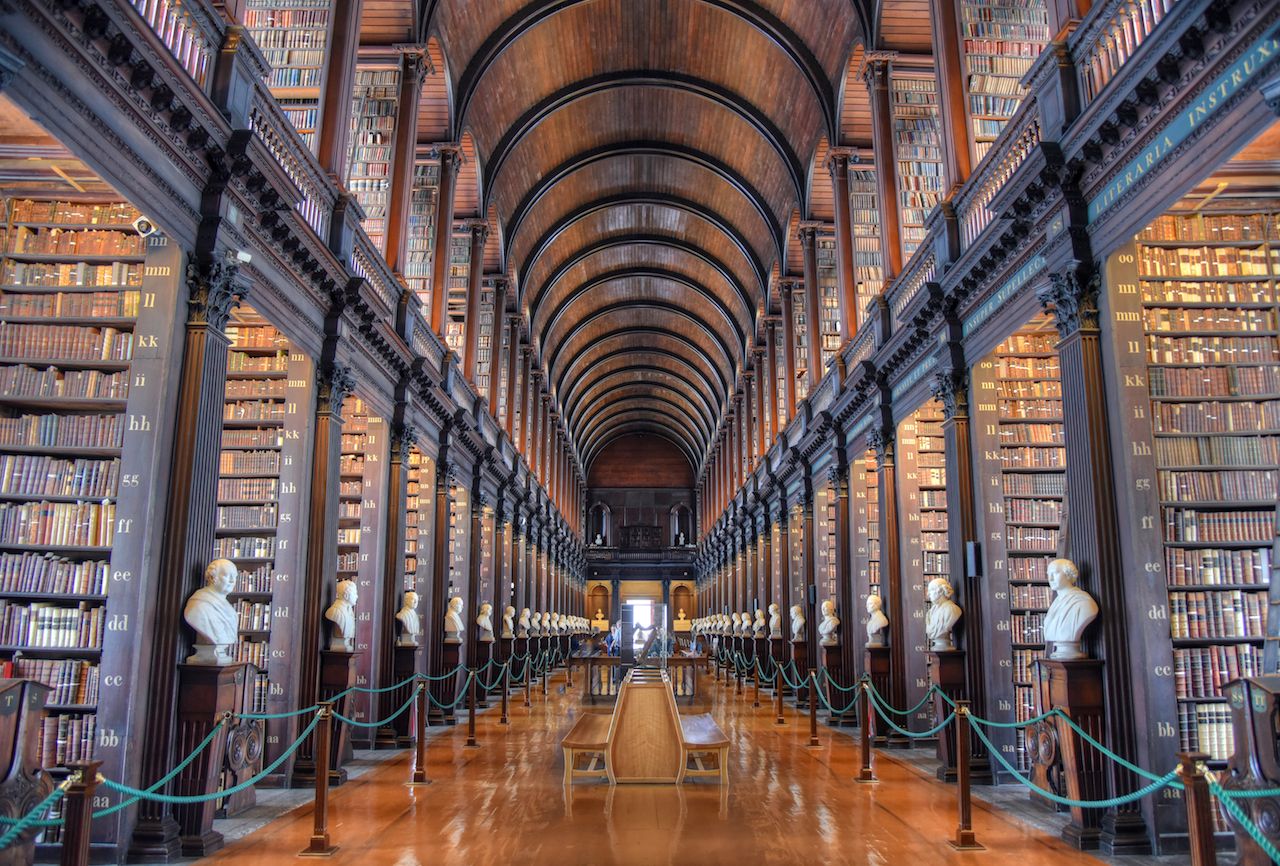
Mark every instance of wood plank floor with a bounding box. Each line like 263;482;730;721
202;672;1118;866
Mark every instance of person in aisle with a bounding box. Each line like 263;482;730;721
184;559;239;664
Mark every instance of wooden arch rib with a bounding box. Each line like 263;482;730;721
563;359;718;432
481;73;805;213
579;401;708;457
586;424;700;474
558;343;725;416
448;0;837;145
554;327;731;406
570;379;714;445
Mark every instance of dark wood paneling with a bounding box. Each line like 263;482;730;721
588;435;694;488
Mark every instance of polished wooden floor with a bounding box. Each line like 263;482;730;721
204;671;1114;866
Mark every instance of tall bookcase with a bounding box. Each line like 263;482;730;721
896;399;948;731
814;480;837;615
959;0;1050;163
890;70;944;260
243;0;330;151
851;448;881;653
850;167;884;330
474;283;495;402
792;288;810;403
493;309;511;423
816;234;842;367
346;65;400;254
774;319;788;424
445;231;471;355
405;159;440;318
448;482;469;619
1105;197;1280;841
971;319;1066;773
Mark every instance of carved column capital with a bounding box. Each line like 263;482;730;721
931;369;969;420
1038;261;1101;336
465;219;490;246
317;362;356;414
185;258;244;330
866;427;894;465
391;422;417;461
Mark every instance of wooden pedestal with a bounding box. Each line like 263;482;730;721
769;637;788;696
497;636;513;691
216;665;263;819
318;650;357;785
865;645;892;746
1038;659;1107;850
0;679;52;866
476;640;495;708
929;651;966;782
388;646;418;747
1222;675;1280;864
173;663;246;856
436;641;462;725
790;640;810;709
822;644;855;726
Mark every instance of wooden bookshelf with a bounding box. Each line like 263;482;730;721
959;0;1050;164
816;234;842;368
474;284;495;402
851;448;881;654
792;287;810;403
815;480;837;606
346;65;400;254
445;231;471;355
243;0;330;151
448;482;470;622
493;308;511;423
896;399;948;733
849;167;884;330
405;159;440;315
889;70;944;260
972;319;1066;774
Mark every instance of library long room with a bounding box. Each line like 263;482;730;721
0;0;1275;864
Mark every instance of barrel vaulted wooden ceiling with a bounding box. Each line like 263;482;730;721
359;0;931;476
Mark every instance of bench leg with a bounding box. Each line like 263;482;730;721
563;747;573;786
718;747;728;785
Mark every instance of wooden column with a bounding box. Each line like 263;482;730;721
495;496;510;635
427;440;454;705
514;510;528;612
800;477;818;652
764;319;779;445
487;277;509;418
743;373;755;470
799;226;823;393
465;481;485;671
780;281;798;422
928;0;973;192
869;426;908;712
529;373;543;477
505;318;522;438
462;221;489;382
519;349;533;452
290;356;352;784
315;0;362;177
428;146;461;335
761;508;774;620
384;49;428;272
828;149;860;345
831;460;856;693
755;351;768;459
1039;264;1150;853
865;54;905;280
375;417;413;745
129;261;241;858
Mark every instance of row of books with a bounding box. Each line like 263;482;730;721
1157;469;1276;502
228;350;287;373
998;398;1062;419
1143;307;1275;333
991;357;1061;378
1155;434;1280;467
224;325;288;350
216;504;277;531
217;477;278;502
259;48;323;68
212;535;276;559
1166;546;1271;586
1153;400;1280;433
1003;472;1066;496
1142;280;1275;305
0;551;108;596
999;423;1065;444
1168;589;1267;639
8;200;139;226
15;658;98;706
339;500;361;519
1010;583;1052;609
0;452;119;499
247;26;327;49
0;500;114;547
1174;644;1262;699
224;378;286;399
265;67;322;89
1147;335;1279;364
1149;365;1280;399
0;261;143;288
337;527;361;546
36;712;96;768
995;380;1061;398
236;601;271;631
1011;612;1044;644
969;95;1023;117
0;600;104;648
965;52;1038;77
1009;557;1051;582
340;456;364;475
1005;498;1062;523
1180;702;1234;760
0;291;140;319
223;400;285;422
999;446;1066;468
0;324;134;361
1138;246;1278;277
219;450;280;476
1012;648;1044;683
222;429;282;450
234;639;267;668
1007;526;1060;552
0;364;129;400
232;563;274;593
1164;508;1272;543
337;551;358;571
8;228;144;258
1140;212;1277;243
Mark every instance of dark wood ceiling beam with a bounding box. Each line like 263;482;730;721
557;345;724;416
482;72;805;210
504;141;785;268
555;326;731;406
579;407;705;463
450;0;836;144
570;380;714;446
517;193;769;299
585;424;700;475
564;361;718;432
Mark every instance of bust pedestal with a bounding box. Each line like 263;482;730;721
319;650;358;784
173;663;246;855
432;641;462;725
1036;658;1107;849
790;640;810;709
864;645;892;746
476;639;495;708
497;636;513;692
383;645;418;747
821;644;854;727
769;637;788;696
0;680;52;866
928;650;967;782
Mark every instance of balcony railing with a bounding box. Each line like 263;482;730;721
1074;0;1180;104
127;0;219;88
248;101;335;240
956;106;1042;252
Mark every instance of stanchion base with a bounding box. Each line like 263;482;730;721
464;744;480;750
948;835;984;851
406;780;433;787
855;773;877;784
299;842;339;857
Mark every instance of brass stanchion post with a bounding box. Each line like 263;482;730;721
60;760;102;866
410;685;431;786
465;672;479;749
808;671;820;747
856;682;876;783
500;664;510;725
299;704;337;856
1178;752;1218;866
949;701;984;851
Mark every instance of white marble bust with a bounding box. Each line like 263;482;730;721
865;594;889;647
675;608;689;623
753;609;766;637
925;577;962;651
540;611;551;636
729;612;741;636
477;602;495;642
768;603;782;639
396;590;420;647
444;596;465;644
596;608;605;621
739;612;751;636
1044;558;1099;660
501;605;515;639
324;579;358;652
594;533;603;546
790;604;806;642
518;607;532;638
184;558;239;664
818;599;840;647
529;611;541;637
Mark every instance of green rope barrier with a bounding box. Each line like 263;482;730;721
821;669;861;693
815;682;863;716
0;783;65;848
426;672;476;711
865;682;938;717
240;704;320;720
414;663;470;682
333;686;422;728
476;662;511;692
777;663;805;691
333;672;420;696
969;720;1178;809
967;706;1060;729
867;690;954;738
100;713;320;806
1211;781;1280;863
1215;785;1280;799
753;658;776;684
1046;708;1185;789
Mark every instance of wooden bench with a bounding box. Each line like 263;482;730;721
561;712;613;785
679;713;730;783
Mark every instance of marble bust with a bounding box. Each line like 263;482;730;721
594;533;603;546
729;612;741;636
739;612;751;637
444;596;465;644
518;607;532;638
768;603;782;639
753;609;766;637
324;579;358;652
596;608;605;621
925;577;962;651
395;590;420;647
184;558;239;664
501;605;515;639
540;611;551;636
789;604;806;642
477;602;495;642
549;612;560;635
818;599;840;646
865;594;889;647
1043;558;1099;660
